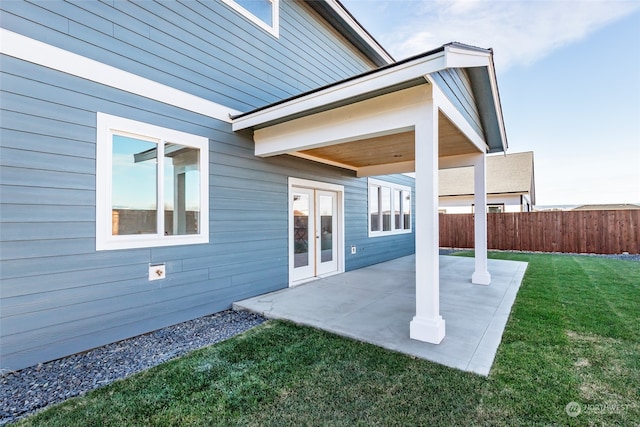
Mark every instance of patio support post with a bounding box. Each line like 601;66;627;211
472;152;491;285
410;101;445;344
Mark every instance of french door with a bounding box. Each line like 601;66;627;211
291;186;339;284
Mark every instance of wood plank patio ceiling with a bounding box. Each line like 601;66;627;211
298;112;480;169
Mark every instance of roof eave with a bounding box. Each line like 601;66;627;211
232;46;481;131
304;0;394;67
486;53;508;153
232;44;508;156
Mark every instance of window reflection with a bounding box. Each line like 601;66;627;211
394;189;402;230
236;0;273;25
403;191;411;229
319;195;333;263
381;186;391;231
111;135;157;235
164;143;200;235
293;193;309;268
369;185;379;232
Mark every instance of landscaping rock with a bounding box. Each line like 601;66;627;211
0;310;265;425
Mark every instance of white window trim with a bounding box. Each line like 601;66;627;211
368;178;412;238
221;0;280;38
96;113;209;251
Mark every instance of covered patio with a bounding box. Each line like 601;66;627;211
232;43;508;346
234;254;527;375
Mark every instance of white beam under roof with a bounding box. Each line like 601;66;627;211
252;85;427;158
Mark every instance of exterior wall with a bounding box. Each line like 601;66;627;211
0;0;374;111
439;194;527;213
432;69;482;137
0;1;413;371
347;175;416;270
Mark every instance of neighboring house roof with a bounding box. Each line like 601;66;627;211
439;151;535;203
573;203;640;211
305;0;394;67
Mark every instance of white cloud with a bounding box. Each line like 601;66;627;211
380;0;640;71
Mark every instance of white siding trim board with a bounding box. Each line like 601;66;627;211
0;29;240;123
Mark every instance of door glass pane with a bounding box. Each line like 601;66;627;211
381;186;391;231
111;135;157;235
319;195;333;263
369;185;379;231
403;190;411;229
394;189;402;230
293;193;309;268
164;144;200;235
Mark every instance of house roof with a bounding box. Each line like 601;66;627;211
305;0;394;67
232;43;507;154
572;203;640;211
439;151;535;203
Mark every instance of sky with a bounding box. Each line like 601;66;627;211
341;0;640;207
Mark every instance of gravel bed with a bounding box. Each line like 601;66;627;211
0;309;265;425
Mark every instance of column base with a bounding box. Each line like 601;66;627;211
410;315;445;344
472;271;491;285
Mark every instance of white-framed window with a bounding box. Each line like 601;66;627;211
368;178;412;237
221;0;280;37
472;203;505;213
96;113;209;251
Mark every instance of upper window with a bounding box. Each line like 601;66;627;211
368;178;412;237
96;113;209;250
222;0;280;37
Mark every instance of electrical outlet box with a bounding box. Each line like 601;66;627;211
149;264;166;281
351;245;357;255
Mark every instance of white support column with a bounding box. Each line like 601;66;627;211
472;153;491;285
410;101;445;344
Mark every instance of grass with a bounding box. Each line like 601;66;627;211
17;253;640;426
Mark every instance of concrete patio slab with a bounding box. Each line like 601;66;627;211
233;255;528;376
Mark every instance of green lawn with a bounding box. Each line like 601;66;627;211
18;253;640;426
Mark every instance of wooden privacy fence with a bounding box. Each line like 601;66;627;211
439;210;640;254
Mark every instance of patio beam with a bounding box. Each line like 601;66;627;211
252;85;428;157
410;99;446;344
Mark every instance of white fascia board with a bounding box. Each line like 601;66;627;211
1;29;240;123
485;58;509;152
233;52;446;131
429;75;487;153
232;45;496;132
444;45;491;68
323;0;394;65
253;85;430;157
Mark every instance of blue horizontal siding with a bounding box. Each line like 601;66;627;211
0;1;415;372
0;185;94;206
344;174;416;270
1;0;374;112
432;69;483;138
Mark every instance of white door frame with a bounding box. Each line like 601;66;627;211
288;177;345;287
